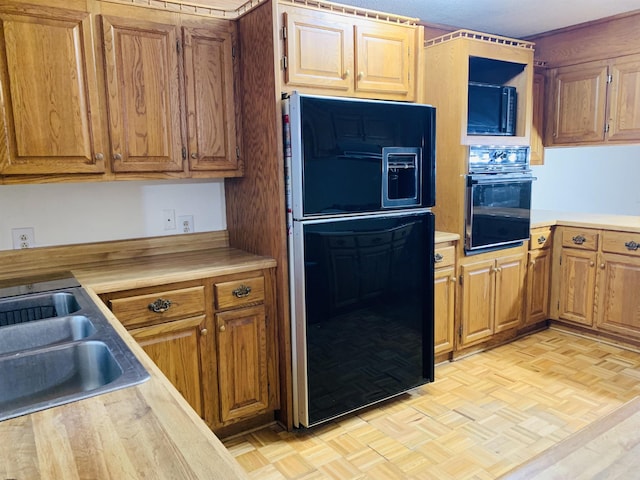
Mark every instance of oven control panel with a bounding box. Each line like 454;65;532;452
468;145;530;173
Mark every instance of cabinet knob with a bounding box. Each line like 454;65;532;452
600;263;605;269
531;260;536;266
191;152;197;159
95;152;104;161
219;324;226;332
450;276;456;283
343;69;350;79
148;298;172;313
537;235;547;244
200;328;208;336
434;253;444;263
113;153;122;161
590;261;595;267
358;71;364;80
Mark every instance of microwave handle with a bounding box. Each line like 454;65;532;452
500;90;509;133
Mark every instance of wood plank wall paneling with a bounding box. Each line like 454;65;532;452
532;10;640;67
227;0;293;430
0;231;229;281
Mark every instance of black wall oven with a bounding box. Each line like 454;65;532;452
465;146;535;254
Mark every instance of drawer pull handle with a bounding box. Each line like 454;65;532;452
625;241;640;251
434;253;444;263
148;298;172;313
232;284;252;298
572;235;586;245
537;235;547;244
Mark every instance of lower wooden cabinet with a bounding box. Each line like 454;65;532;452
555;228;599;327
434;243;456;356
459;252;525;348
101;268;278;432
524;227;553;326
129;315;209;417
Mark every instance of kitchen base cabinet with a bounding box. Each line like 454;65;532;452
459;252;525;348
434;241;456;357
554;227;599;327
523;227;553;326
102;268;278;434
216;305;269;424
130;315;209;417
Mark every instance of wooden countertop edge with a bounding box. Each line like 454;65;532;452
531;211;640;232
435;231;460;243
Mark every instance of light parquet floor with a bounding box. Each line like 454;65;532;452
223;328;640;479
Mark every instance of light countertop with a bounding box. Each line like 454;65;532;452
531;210;640;232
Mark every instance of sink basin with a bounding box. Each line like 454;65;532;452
0;292;81;326
0;341;123;417
0;315;96;355
0;277;150;422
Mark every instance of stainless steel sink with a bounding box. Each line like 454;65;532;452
0;341;123;415
0;274;149;422
0;291;81;326
0;315;96;355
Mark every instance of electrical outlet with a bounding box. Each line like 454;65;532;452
12;227;35;249
178;215;194;234
163;209;176;230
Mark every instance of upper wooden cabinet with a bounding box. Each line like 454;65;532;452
101;15;184;173
546;54;640;146
182;24;240;173
0;4;106;175
280;4;419;101
0;2;242;182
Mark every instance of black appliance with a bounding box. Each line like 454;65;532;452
283;92;436;428
465;146;535;253
467;82;517;136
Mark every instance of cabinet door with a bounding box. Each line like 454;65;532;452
596;253;640;338
130;315;208;417
101;15;184;172
183;24;239;172
434;266;455;355
494;253;525;333
0;6;105;175
558;248;597;326
282;8;353;93
530;72;545;165
524;249;551;325
354;22;415;100
607;56;640;142
459;259;495;347
216;305;269;424
548;61;608;144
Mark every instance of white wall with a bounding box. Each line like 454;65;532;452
0;180;226;251
531;144;640;216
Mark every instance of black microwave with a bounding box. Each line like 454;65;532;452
467;82;517;136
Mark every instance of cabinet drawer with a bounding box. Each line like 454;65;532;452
434;245;455;268
602;231;640;257
561;228;599;251
530;228;552;250
215;276;265;310
110;286;205;329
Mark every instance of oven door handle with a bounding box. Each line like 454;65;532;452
467;175;537;185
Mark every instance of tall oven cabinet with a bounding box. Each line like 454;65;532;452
422;30;535;356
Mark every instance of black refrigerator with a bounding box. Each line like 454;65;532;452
283;92;436;427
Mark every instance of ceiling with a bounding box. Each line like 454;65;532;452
331;0;640;38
